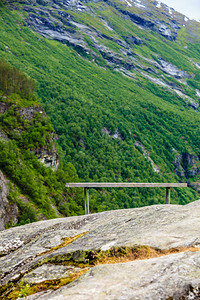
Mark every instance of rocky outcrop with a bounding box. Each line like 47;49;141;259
0;100;10;114
19;106;46;121
135;141;160;173
34;145;59;169
158;57;192;79
27;12;89;51
0;102;59;169
0;171;18;231
174;152;200;178
158;23;174;39
138;56;191;79
123;35;144;45
102;127;124;140
7;0;198;106
119;9;155;30
0;128;8;141
19;106;59;168
119;10;178;41
1;200;200;298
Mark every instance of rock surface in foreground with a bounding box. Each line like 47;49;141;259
32;251;200;300
1;201;200;299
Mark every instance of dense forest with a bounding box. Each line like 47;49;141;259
0;58;35;96
1;0;200;226
0;59;85;226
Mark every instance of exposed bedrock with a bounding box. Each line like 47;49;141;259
0;171;18;231
1;201;200;299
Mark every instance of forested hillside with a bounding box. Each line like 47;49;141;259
0;60;84;228
1;0;200;219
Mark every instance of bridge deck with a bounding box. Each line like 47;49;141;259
66;183;187;188
66;182;187;214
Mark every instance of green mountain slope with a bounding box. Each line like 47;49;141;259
1;0;200;213
0;60;84;227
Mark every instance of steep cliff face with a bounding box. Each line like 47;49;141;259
34;144;59;169
18;0;183;44
0;101;62;227
20;105;59;169
0;97;62;226
174;152;200;179
7;0;199;112
0;171;18;230
0;60;85;227
0;101;59;169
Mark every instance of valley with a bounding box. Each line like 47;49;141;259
1;0;200;225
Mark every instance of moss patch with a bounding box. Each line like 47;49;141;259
44;245;200;266
82;245;200;265
37;232;88;257
1;269;88;299
1;245;200;299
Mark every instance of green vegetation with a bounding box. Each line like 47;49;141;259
0;269;88;299
0;0;200;223
0;130;85;223
0;105;53;150
0;60;85;225
0;58;35;97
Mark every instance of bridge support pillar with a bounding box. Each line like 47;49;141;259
84;187;90;214
166;187;171;204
